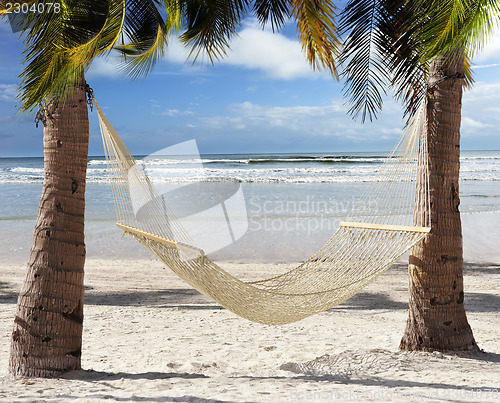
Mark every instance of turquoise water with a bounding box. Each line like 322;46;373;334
1;151;499;263
0;151;499;221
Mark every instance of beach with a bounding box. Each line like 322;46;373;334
0;213;499;402
0;152;499;402
0;255;499;401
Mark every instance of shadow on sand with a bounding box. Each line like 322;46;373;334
0;281;18;304
53;350;500;402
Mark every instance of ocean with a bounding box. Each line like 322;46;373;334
1;150;499;218
1;151;499;262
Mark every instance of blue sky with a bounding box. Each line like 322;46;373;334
1;17;500;157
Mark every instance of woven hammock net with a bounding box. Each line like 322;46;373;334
96;98;430;325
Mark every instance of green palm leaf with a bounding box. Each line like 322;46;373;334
339;0;391;121
115;0;169;80
179;0;249;63
17;0;125;112
340;0;500;122
252;0;290;31
291;0;340;76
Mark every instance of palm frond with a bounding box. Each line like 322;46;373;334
462;0;500;56
179;0;250;63
377;0;427;120
64;0;126;63
398;0;499;112
339;0;500;122
18;0;125;112
463;51;474;90
252;0;290;31
115;0;170;80
163;0;184;33
290;0;340;77
411;0;500;62
18;2;81;111
339;0;391;122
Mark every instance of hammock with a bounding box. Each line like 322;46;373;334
95;97;430;325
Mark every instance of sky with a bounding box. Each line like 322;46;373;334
1;16;500;157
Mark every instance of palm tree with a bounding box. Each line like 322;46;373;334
339;0;499;351
1;0;341;377
3;0;174;378
6;0;488;378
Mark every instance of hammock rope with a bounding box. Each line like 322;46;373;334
95;96;430;325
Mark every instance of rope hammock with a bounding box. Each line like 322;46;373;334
95;96;431;325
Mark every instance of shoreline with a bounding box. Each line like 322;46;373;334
1;209;498;401
2;210;500;265
0;259;499;402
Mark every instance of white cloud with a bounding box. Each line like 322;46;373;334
0;83;17;101
222;25;324;80
461;117;493;130
160;21;326;80
85;20;327;80
163;37;193;64
463;82;500;103
474;63;500;69
86;57;122;78
162;108;193;117
227;101;343;130
461;81;500;142
149;99;161;109
195;99;405;147
473;30;500;64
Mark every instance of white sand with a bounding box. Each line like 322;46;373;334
0;257;499;402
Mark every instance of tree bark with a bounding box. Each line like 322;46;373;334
400;54;478;352
9;78;89;377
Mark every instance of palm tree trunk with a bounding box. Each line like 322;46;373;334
400;53;478;352
9;77;89;377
